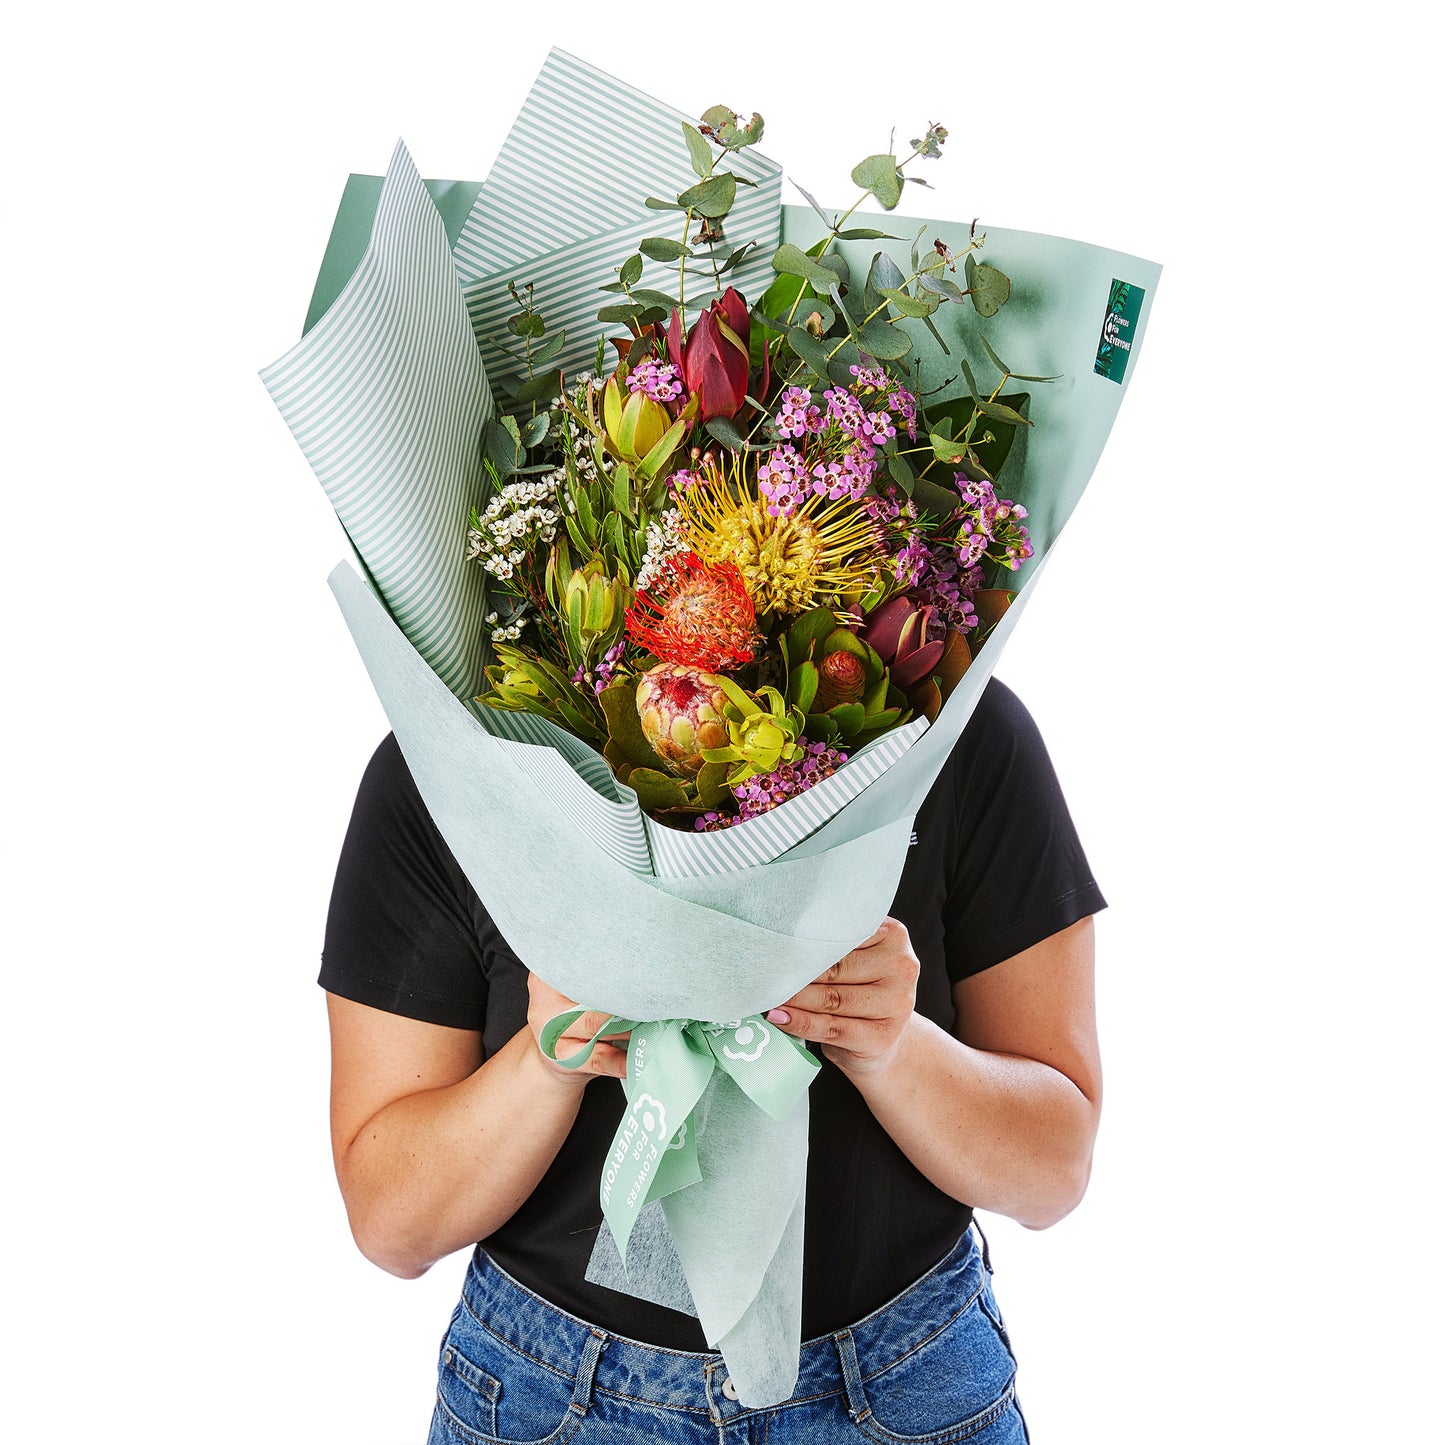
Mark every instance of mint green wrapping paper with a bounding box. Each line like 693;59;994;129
265;47;1159;1407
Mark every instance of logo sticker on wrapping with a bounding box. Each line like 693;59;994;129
1094;278;1144;383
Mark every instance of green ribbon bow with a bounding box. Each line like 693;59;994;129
538;1011;820;1259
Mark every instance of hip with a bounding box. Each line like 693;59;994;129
428;1225;1028;1445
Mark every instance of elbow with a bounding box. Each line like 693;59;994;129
337;1172;439;1280
1017;1150;1093;1232
348;1212;436;1280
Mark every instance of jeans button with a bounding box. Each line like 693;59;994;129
721;1376;740;1401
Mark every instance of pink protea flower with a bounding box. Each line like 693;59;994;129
634;662;731;778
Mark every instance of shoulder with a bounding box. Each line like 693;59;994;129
930;677;1058;819
959;677;1049;768
336;734;478;912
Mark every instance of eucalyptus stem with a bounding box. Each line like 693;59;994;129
678;208;694;327
783;137;934;329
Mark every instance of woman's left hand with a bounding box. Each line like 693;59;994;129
765;917;920;1076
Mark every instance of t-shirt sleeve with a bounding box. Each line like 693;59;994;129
943;680;1107;982
319;735;488;1030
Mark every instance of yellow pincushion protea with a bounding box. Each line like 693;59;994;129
672;458;884;617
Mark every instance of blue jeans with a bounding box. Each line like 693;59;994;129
427;1227;1029;1444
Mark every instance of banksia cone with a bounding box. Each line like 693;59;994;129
814;649;866;712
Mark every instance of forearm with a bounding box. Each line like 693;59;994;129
336;1027;585;1278
841;1012;1099;1230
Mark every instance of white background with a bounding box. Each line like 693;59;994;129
4;3;1439;1440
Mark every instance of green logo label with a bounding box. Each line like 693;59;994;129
1094;278;1144;383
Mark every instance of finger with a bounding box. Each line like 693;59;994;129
551;1037;628;1077
766;1008;893;1052
775;981;900;1020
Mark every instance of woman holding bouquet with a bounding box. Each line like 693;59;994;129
322;675;1102;1444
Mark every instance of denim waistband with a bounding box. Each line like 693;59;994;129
460;1226;990;1414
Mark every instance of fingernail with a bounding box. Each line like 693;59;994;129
765;1009;790;1025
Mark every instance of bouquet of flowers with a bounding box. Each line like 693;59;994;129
263;48;1157;1406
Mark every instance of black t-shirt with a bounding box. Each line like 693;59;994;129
321;678;1104;1345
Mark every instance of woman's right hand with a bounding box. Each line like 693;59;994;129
526;972;630;1086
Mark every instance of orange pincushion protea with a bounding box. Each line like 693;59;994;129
625;552;757;671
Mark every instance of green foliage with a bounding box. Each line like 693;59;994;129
640;236;692;262
677;173;736;218
485;413;525;477
772;243;841;292
480;645;607;747
700;106;764;150
964;255;1011;317
850;154;903;210
682;121;714;178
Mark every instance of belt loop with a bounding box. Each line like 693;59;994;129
973;1218;994;1274
571;1331;606;1414
832;1329;869;1421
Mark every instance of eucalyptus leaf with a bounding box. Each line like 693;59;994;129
532;330;567;365
978;332;1059;381
793;299;836;333
850;154;902;210
597;303;651;325
887;453;916;492
677;172;736;218
630;288;681;311
485;413;524;476
640;236;692;262
519;412;550;448
772;242;840;292
917;271;969;304
869;253;907;292
619;254;644;288
695;761;732;809
958;357;982;404
718;241;758;275
835;228;901;240
682;121;713;178
645;196;683;211
964;256;1011;317
920;311;950;356
507;312;546;339
857;319;913;360
627;768;692;811
912;475;963;519
787;326;835;382
930;393;1029;480
930;430;966;464
513;368;562;407
975;397;1033;427
704;415;748;451
790;178;833;228
881;286;937;319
